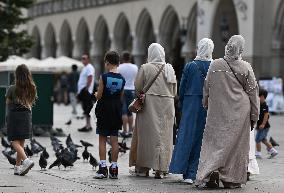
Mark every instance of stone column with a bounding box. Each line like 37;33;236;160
131;34;145;66
41;40;47;59
56;38;62;57
109;33;118;51
72;36;80;60
93;55;103;79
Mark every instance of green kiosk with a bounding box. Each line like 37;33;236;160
0;70;54;136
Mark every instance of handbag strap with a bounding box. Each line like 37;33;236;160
193;61;206;78
223;58;245;91
141;64;164;93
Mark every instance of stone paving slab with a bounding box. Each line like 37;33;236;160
0;104;283;193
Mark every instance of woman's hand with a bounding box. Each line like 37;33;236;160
138;93;145;101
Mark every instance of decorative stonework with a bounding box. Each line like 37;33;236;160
197;8;205;25
234;0;247;20
28;0;141;17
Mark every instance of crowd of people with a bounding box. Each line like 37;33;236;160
5;34;279;189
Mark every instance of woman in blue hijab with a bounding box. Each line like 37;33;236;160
169;38;214;184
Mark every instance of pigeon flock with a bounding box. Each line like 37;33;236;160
1;134;130;172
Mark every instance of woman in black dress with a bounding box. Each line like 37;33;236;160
6;64;37;176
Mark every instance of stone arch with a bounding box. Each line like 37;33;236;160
44;23;56;58
93;15;111;75
59;20;73;57
134;9;155;65
75;18;90;58
113;13;132;53
212;0;239;58
31;26;41;59
159;5;183;81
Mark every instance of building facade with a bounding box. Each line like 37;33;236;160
27;0;284;80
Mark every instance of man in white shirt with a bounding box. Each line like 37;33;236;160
118;51;138;136
77;54;95;132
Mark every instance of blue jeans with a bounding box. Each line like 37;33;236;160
122;90;135;116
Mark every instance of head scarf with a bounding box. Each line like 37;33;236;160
195;38;214;61
224;35;245;61
147;43;166;64
147;43;176;83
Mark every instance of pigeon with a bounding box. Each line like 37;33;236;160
108;149;112;163
52;143;64;154
66;134;73;147
80;140;93;147
25;145;33;157
49;158;61;169
60;148;75;169
89;153;99;170
5;149;16;156
50;136;62;145
2;150;16;166
42;148;49;159
65;120;72;125
118;139;130;151
66;134;81;149
1;137;10;149
39;153;47;170
82;147;90;161
119;147;126;154
270;137;279;147
32;139;45;149
31;139;44;155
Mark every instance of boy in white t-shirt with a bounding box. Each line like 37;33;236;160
77;54;95;132
117;51;138;137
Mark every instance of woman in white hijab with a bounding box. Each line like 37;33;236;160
169;38;214;184
195;35;259;188
129;43;177;178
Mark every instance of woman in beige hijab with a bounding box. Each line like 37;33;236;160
129;43;177;178
195;35;259;188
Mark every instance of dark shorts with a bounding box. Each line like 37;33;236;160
78;88;93;117
255;128;269;143
96;128;118;137
122;90;135;116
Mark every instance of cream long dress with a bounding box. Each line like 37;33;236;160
129;62;177;172
196;58;259;185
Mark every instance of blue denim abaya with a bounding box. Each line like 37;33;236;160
169;60;210;180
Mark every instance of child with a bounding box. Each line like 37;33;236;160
94;51;125;179
255;88;278;159
6;64;37;175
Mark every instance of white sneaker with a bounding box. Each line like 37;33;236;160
183;179;194;184
20;159;34;176
14;166;21;175
255;152;262;159
268;148;278;159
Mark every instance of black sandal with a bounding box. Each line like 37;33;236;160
221;180;241;189
205;171;219;188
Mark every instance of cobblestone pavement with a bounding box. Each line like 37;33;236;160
0;104;283;193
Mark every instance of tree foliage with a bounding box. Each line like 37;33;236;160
0;0;35;61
